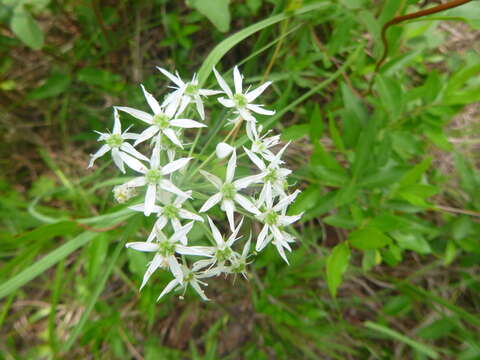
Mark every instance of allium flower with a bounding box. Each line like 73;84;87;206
192;217;243;272
116;85;206;148
130;190;203;244
122;143;192;216
125;221;212;289
213;66;275;122
228;237;251;279
255;188;303;264
113;183;138;203
88;108;148;173
244;145;291;198
199;150;261;230
157;67;222;120
246;124;280;160
158;263;218;301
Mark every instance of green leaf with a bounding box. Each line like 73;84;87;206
10;8;44;50
0;231;98;300
365;321;439;359
398;157;432;188
326;242;350;297
188;0;231;32
28;73;71;99
375;75;403;121
77;67;125;93
281;124;309;141
197;2;331;85
309;104;323;142
351;117;376;180
391;232;431;254
348;227;392;250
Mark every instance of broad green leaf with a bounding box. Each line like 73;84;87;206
10;9;44;50
362;249;381;271
391;232;431;254
369;214;411;232
77;67;125;93
326;242;350;297
335;180;358;207
398;157;432;188
348;226;392;250
417;317;457;340
365;321;439;359
28;73;71;99
311;165;348;187
323;214;357;229
328;112;345;151
309;104;323;142
351;116;376;180
288;184;321;215
188;0;231;32
375;75;403;121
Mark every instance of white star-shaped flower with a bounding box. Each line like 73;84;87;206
246;124;280;160
213;66;275;122
122;143;192;216
116;85;206;148
88;108;148;173
157;263;218;301
255;188;303;264
157;67;222;120
192;217;243;272
199;150;261;230
130;190;203;244
125;221;212;290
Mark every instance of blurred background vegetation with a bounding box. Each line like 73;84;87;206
1;0;480;359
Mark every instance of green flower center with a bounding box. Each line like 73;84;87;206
233;93;248;108
265;211;279;226
221;183;236;200
231;262;246;273
215;247;232;262
146;169;162;184
185;83;198;96
184;272;193;282
153;113;170;129
106;134;123;148
158;241;175;257
264;168;278;183
163;204;179;219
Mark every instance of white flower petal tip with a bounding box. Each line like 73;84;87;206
215;142;234;159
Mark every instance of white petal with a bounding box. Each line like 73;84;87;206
199;193;222;213
233;66;243;94
111;148;125;173
233;174;264;190
88;144;110;168
192;259;214;272
215;142;234;159
218;97;235;108
199;170;222;189
223;199;236;231
245;81;272;102
125;242;159;252
141;84;162;114
164;99;180;119
278;214;303;226
226;150;237;183
144;184;157;216
190;280;209;301
176;245;213;257
167;256;183;283
226;217;244;247
156;66;185;87
157;278;181;301
243;147;266;170
264;182;273;209
159;179;191;199
170;118;207;128
275;241;289;264
133;125;159;146
247;103;275;116
112;107;121;134
161;157;191;175
119;152;148;173
120;142;149;162
124;176;146;188
256;224;270;251
213;67;232;97
194;96;205;120
234;194;260;215
273;189;301;212
170;221;194;243
198;89;222;96
116;106;153;124
162;128;183;148
207;216;224;246
178;209;204;222
239;108;256;122
140;253;163;290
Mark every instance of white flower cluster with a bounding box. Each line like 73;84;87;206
88;66;303;301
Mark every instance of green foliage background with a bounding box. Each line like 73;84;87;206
1;0;479;359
